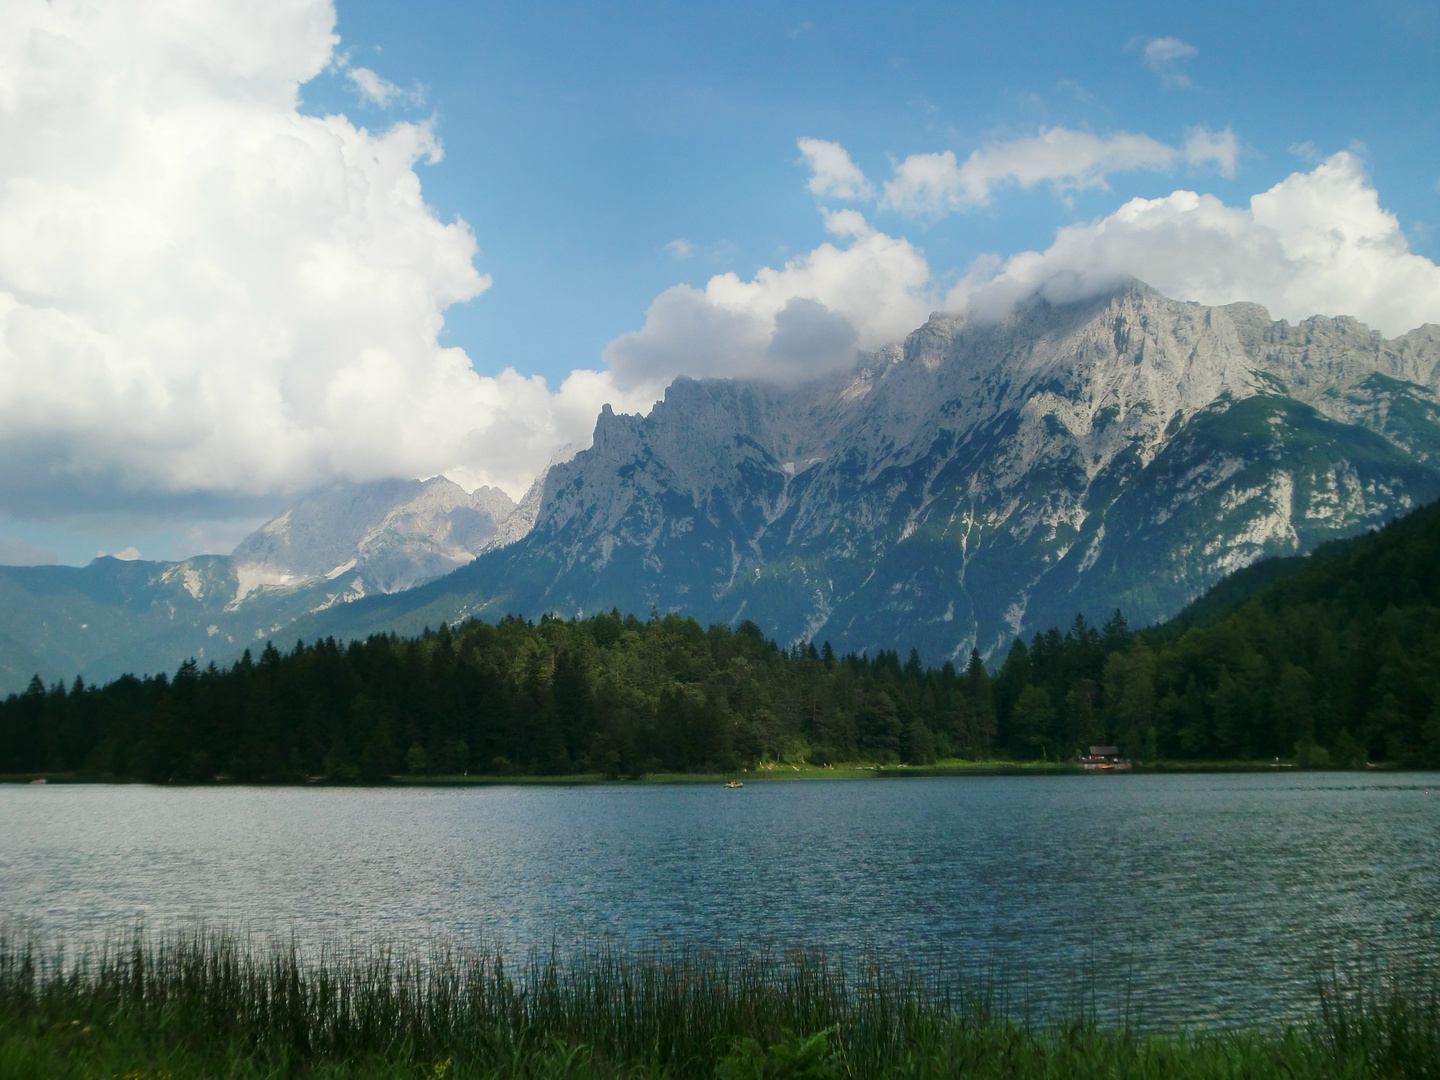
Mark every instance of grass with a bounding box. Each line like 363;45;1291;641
2;930;1438;1079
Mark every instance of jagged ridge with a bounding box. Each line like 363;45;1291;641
293;281;1440;661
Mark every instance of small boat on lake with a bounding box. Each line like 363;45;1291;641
723;780;743;788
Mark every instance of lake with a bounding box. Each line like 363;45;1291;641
2;773;1437;1027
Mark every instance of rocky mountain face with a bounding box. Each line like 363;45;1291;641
0;475;544;693
296;281;1440;663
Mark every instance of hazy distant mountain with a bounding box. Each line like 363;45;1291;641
0;475;541;693
231;476;517;599
292;281;1440;662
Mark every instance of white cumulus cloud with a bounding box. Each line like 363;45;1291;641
603;147;1439;403
604;210;932;386
345;65;423;108
881;126;1236;217
798;137;874;200
0;0;640;521
951;152;1440;337
1183;127;1238;176
1133;36;1199;87
6;0;1433;561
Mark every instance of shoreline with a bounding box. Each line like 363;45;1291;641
1;759;1413;786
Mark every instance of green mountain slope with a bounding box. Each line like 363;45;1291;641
0;557;357;690
990;494;1440;765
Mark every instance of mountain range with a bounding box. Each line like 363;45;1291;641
3;280;1439;693
0;467;565;693
288;281;1440;659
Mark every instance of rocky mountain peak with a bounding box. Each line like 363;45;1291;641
433;280;1440;663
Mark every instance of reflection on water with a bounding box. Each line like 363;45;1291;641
2;773;1437;1026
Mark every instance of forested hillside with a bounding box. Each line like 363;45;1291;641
5;495;1440;780
991;494;1440;768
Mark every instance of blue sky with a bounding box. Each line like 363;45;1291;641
0;0;1438;565
302;0;1440;386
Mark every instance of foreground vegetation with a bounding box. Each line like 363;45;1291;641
4;498;1440;781
2;930;1438;1080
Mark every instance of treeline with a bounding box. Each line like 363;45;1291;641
990;497;1440;768
0;613;1011;781
5;497;1440;780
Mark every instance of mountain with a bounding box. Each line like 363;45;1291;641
5;280;1439;692
231;476;517;597
12;478;1440;783
0;475;537;693
291;281;1440;662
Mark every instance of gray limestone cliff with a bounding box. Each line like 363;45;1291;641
298;280;1440;661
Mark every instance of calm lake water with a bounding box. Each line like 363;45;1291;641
2;773;1438;1027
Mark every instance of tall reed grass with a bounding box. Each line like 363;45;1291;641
1;927;1436;1078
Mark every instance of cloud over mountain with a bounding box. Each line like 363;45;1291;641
954;151;1440;336
603;210;932;386
613;145;1439;390
0;0;639;515
4;0;1437;557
